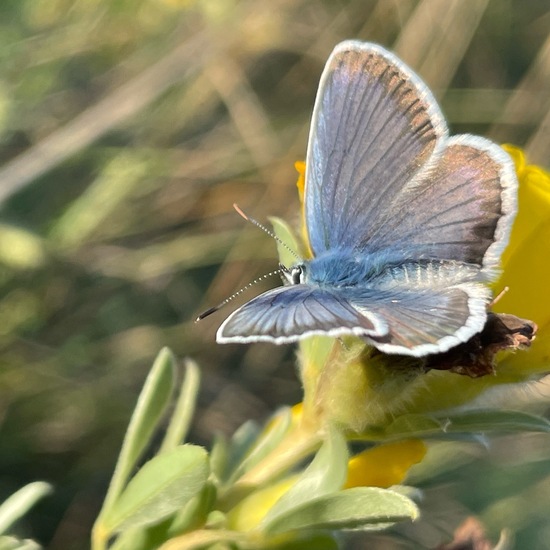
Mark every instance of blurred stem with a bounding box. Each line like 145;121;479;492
91;524;108;550
220;424;322;510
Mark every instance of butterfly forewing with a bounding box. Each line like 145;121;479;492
305;41;448;255
217;285;387;344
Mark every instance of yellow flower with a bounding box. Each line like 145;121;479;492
345;440;426;489
492;145;550;377
227;476;299;531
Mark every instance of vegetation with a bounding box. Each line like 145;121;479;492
0;1;549;548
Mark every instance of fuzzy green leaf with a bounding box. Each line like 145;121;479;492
167;481;217;536
271;532;339;550
383;414;443;438
261;427;348;529
157;529;245;550
104;445;209;533
269;216;301;267
230;407;292;482
382;409;550;441
108;528;149;550
265;487;419;535
0;537;41;550
438;409;550;433
223;420;260;483
0;482;52;535
209;433;229;482
109;482;217;550
159;358;201;453
98;347;176;525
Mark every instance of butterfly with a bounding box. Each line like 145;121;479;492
214;40;518;357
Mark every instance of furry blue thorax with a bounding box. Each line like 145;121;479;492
302;248;403;288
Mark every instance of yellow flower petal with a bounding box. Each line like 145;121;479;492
294;160;312;258
494;145;550;375
226;475;299;531
294;160;306;202
290;402;303;423
345;439;427;489
499;145;550;270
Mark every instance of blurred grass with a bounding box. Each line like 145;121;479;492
0;0;549;548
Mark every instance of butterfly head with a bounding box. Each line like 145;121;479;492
280;262;307;285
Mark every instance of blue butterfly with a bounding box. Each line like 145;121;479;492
215;41;518;357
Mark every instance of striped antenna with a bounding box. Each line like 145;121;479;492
196;268;283;321
232;204;301;261
196;205;301;321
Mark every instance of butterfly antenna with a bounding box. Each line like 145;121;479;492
196;268;284;321
233;203;301;261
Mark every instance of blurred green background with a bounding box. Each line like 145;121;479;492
0;0;549;548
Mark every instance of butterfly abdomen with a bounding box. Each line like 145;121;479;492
305;248;484;291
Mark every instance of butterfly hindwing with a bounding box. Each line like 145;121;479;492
364;285;489;356
341;261;491;356
363;135;517;272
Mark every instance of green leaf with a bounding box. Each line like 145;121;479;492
383;414;444;438
0;537;41;550
269;217;301;266
406;441;483;485
223;421;261;483
109;483;217;550
167;481;217;536
204;510;226;529
209;433;229;482
230;407;292;482
0;482;52;535
438;409;550;433
383;410;550;441
159;358;201;453
386;485;423;502
108;527;150;550
265;487;419;535
270;532;338;550
104;445;209;534
157;529;245;550
261;427;348;529
97;348;176;523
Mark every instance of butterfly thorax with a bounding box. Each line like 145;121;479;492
298;249;395;288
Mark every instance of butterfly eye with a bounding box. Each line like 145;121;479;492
290;265;305;285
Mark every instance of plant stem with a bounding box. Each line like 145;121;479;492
91;523;108;550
